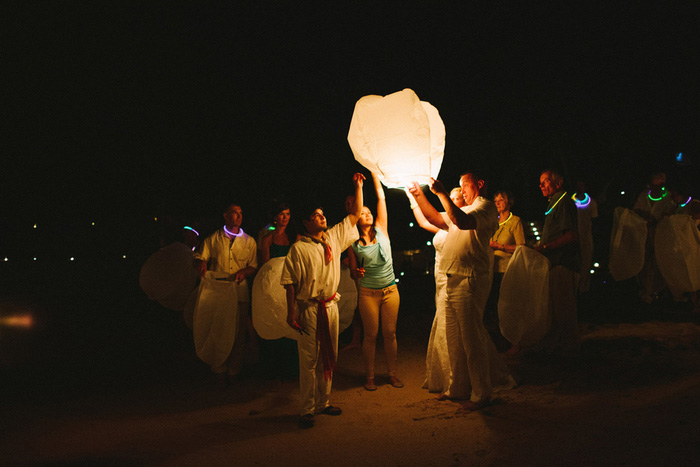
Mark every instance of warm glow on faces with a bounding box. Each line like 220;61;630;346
275;209;290;227
494;194;509;213
224;205;243;228
539;172;559;198
304;209;327;233
358;206;374;227
450;188;466;208
460;174;481;206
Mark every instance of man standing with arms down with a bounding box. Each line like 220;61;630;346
409;172;515;412
534;169;581;355
195;203;258;384
281;173;365;429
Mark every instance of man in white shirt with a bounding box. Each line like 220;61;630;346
195;203;258;383
409;172;514;412
281;173;364;429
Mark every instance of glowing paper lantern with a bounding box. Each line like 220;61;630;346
608;207;647;281
348;88;445;188
655;214;700;292
192;271;239;367
498;246;551;347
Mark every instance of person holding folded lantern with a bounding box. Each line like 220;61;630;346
281;173;364;429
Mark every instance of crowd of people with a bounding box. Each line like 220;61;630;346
140;167;698;430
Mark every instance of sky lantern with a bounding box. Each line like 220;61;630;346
348;88;445;188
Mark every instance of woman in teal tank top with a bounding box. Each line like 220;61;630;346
348;173;402;391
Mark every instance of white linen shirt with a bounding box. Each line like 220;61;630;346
195;228;258;302
438;196;498;277
281;216;359;301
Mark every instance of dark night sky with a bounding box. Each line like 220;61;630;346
3;2;699;248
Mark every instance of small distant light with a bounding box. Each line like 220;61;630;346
533;229;539;235
530;222;535;226
33;257;37;261
594;262;600;268
425;270;430;275
620;191;625;195
154;217;158;222
33;224;37;229
535;236;540;240
409;222;414;228
676;152;684;162
590;269;595;274
395;278;400;283
3;257;8;262
91;222;95;226
122;255;127;259
426;241;432;246
70;257;75;261
400;271;405;276
603;280;607;284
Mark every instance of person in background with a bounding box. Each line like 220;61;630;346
534;169;580;356
348;173;402;391
195;203;258;385
486;191;525;352
632;172;677;303
572;181;598;295
259;201;300;380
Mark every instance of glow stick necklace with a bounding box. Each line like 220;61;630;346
223;225;244;237
545;192;568;216
183;226;199;236
647;187;668;201
498;212;513;226
571;193;591;209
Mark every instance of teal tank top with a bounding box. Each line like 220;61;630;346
351;227;396;289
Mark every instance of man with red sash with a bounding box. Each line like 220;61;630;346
281;173;364;429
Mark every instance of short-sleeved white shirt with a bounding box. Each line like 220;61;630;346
281;216;359;301
194;227;258;302
438;196;498;277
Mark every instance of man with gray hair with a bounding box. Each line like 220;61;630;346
535;169;581;355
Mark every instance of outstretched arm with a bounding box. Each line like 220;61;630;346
373;173;388;234
430;178;476;230
407;181;449;230
405;188;440;234
347;173;365;226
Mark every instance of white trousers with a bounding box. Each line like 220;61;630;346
443;273;493;403
297;300;339;416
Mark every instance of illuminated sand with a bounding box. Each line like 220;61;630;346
2;306;700;465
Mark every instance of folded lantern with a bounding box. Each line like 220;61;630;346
348;88;445;188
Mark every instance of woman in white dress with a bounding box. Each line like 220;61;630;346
407;187;465;393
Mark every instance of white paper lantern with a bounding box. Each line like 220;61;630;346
252;257;299;340
192;271;239;367
348;88;445;188
608;207;647;282
498;246;551;347
655;214;700;292
139;242;198;311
